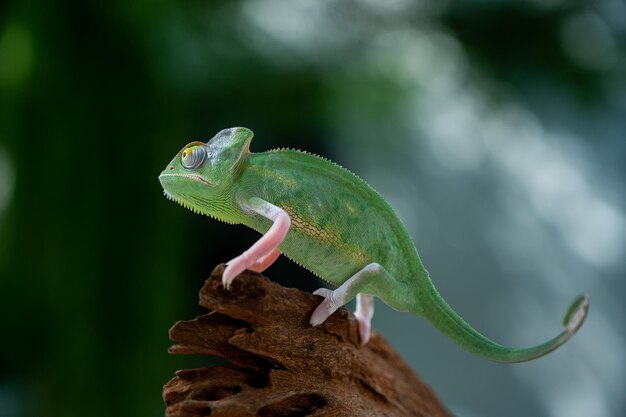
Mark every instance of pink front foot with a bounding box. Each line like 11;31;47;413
223;248;282;288
221;199;291;289
248;248;281;273
223;253;252;289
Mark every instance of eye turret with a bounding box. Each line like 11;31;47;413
181;146;207;169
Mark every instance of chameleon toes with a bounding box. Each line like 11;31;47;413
222;262;244;290
313;288;333;297
310;292;340;326
356;317;371;345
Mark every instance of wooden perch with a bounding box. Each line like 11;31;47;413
163;264;453;417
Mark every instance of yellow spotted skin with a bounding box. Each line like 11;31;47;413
282;205;372;266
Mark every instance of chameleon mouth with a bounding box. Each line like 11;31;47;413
159;172;214;186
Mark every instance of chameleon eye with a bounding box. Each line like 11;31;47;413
181;146;207;169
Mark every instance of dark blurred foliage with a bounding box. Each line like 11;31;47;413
0;1;624;417
0;2;328;416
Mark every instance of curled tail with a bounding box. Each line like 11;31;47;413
422;283;589;363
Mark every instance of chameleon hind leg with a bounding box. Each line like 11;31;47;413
311;289;375;344
310;263;400;345
222;197;290;288
355;294;374;344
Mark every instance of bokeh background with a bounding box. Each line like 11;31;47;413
1;0;625;416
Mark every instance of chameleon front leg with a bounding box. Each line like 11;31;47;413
248;248;282;273
311;263;388;344
222;197;290;288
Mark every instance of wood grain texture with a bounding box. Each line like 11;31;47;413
163;264;453;417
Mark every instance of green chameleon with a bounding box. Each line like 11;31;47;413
159;127;588;362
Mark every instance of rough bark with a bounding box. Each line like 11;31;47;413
163;264;453;417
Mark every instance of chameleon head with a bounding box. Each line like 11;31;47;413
158;127;253;222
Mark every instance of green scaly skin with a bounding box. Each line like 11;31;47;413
159;127;589;363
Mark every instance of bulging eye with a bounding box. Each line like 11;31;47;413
181;146;207;169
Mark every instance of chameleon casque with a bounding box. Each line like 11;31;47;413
159;127;589;362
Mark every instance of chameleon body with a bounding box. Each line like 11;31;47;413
159;127;589;362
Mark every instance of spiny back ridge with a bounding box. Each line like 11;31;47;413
266;147;384;200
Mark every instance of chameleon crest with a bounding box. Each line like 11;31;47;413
159;127;589;362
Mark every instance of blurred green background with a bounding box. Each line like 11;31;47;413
1;1;625;416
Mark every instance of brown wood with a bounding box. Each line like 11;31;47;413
163;264;453;417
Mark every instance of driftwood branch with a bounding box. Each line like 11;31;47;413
163;264;453;417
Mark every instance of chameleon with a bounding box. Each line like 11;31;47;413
158;127;589;363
